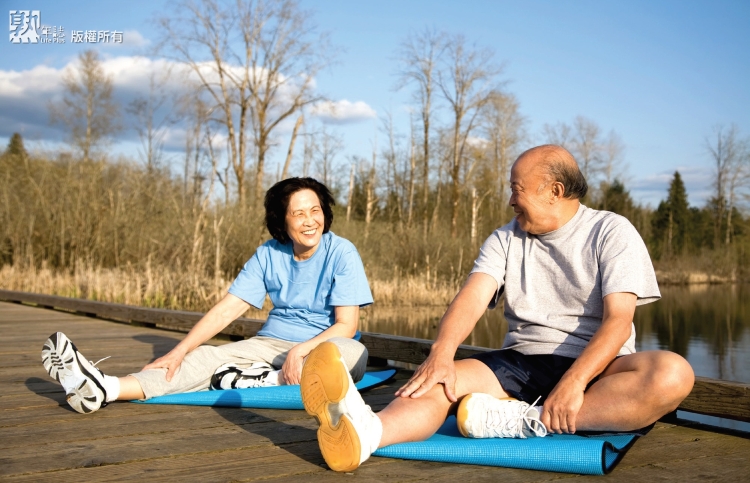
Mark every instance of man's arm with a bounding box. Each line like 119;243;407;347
395;272;498;400
541;291;637;433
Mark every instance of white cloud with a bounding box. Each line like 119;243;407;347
311;99;376;124
0;54;326;160
99;30;151;49
466;136;488;148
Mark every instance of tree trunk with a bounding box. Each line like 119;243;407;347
281;115;304;180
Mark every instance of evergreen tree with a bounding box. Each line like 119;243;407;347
5;133;27;157
598;179;634;218
651;171;690;258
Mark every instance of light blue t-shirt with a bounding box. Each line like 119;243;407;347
228;231;373;342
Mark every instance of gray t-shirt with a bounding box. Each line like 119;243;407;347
470;204;660;358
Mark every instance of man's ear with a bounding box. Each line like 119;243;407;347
550;181;565;201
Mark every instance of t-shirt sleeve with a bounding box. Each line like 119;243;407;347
328;247;374;307
598;219;661;305
470;229;508;309
227;249;268;309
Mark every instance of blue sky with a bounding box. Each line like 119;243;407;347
1;0;749;207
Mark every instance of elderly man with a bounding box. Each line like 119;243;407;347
300;145;695;472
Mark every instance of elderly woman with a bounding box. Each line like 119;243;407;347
42;177;372;414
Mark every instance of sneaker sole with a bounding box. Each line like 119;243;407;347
41;332;105;414
42;332;75;384
301;342;361;472
456;393;474;438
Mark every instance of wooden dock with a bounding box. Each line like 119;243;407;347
1;294;749;482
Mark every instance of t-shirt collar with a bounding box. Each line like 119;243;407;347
533;204;587;241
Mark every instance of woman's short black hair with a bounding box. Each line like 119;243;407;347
264;177;335;244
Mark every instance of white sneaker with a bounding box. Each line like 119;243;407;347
457;393;547;439
301;342;382;472
210;362;276;390
41;332;109;414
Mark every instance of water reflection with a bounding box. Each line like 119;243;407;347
361;305;507;349
634;283;750;384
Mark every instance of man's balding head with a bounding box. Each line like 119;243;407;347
516;145;588;200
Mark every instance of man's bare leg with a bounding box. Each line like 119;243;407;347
377;350;693;444
571;350;694;432
377;359;507;447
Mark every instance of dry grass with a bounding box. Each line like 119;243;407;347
0;263;460;315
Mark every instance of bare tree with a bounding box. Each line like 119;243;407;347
543;116;617;199
437;34;500;237
346;160;355;222
542;121;573;150
49;50;121;162
156;0;330;206
707;125;749;245
280;115;304;180
395;28;444;236
381;110;404;225
571;116;605;183
481;90;525;226
407;114;417;226
601;130;626;185
362;148;378;241
314;127;343;188
127;71;175;169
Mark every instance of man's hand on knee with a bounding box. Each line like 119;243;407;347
541;377;586;434
395;353;457;401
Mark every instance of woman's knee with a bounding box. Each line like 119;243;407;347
328;337;368;382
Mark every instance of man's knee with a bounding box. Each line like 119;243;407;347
644;351;694;409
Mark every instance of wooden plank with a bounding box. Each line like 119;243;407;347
680;376;750;422
1;301;749;482
1;290;749;423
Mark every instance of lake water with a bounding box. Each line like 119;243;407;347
361;283;750;431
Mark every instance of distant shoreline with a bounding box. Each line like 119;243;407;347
655;270;740;285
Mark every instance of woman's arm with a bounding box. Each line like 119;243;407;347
280;305;360;385
142;293;251;381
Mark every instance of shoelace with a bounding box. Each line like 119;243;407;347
92;356;111;367
484;396;546;438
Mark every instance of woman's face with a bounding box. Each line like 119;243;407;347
285;189;325;260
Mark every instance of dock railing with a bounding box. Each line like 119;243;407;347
2;289;748;424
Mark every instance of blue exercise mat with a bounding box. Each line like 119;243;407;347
373;415;648;475
133;369;396;410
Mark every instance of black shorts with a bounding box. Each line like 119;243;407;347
469;349;578;405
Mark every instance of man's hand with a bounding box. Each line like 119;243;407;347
142;347;188;382
395;351;457;401
281;343;310;385
540;376;587;434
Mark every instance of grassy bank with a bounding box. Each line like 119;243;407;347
0;264;460;317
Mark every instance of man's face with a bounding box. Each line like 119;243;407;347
508;156;553;234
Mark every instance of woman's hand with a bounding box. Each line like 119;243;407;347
142;347;188;382
281;343;311;385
